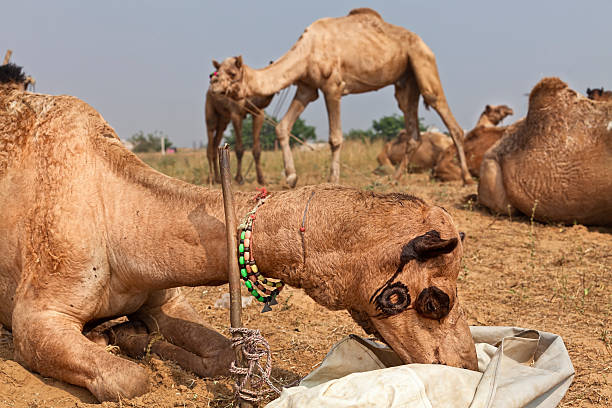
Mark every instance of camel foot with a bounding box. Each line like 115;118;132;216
257;177;266;186
286;173;298;188
235;175;244;185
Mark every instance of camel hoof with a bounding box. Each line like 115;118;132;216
235;176;244;185
463;177;476;186
286;174;298;188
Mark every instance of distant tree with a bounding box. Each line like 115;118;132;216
129;130;173;153
345;115;427;143
344;128;375;142
225;115;316;150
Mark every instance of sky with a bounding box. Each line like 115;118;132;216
3;1;611;147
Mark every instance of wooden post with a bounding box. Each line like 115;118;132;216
2;50;12;65
161;136;165;155
218;145;254;408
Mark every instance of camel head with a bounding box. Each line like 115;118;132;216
482;104;514;126
209;56;247;100
0;62;28;92
342;204;478;370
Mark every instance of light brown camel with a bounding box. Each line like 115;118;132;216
376;129;453;173
434;104;514;181
205;86;273;185
0;68;476;401
587;87;612;102
209;8;472;188
479;78;612;225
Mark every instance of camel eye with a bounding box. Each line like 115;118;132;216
229;71;236;78
374;282;411;317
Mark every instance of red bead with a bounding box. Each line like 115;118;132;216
300;227;305;232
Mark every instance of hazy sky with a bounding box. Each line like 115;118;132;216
3;1;611;147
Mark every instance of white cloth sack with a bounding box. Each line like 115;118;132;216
266;326;574;408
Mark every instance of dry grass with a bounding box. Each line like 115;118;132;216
1;141;610;407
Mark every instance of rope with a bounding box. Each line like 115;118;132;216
229;327;281;402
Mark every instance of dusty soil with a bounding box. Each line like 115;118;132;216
0;145;610;407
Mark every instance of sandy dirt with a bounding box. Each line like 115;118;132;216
0;147;610;407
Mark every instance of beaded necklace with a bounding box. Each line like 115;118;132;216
237;188;285;313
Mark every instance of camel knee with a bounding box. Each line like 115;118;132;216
329;134;343;152
235;145;244;160
252;144;262;160
275;123;290;145
478;157;513;214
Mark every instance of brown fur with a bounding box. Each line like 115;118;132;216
209;8;473;187
377;130;453;172
434;104;514;181
205;86;273;185
479;78;612;225
587;87;612;102
0;89;477;401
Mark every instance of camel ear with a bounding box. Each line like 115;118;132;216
234;55;243;69
485;104;491;112
212;60;220;69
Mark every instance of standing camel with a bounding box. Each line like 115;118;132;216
209;8;472;187
205;87;273;185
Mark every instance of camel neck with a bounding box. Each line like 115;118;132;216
243;48;308;96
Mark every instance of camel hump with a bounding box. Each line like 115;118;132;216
528;77;571;110
348;8;382;19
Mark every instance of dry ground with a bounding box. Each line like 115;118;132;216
0;140;610;407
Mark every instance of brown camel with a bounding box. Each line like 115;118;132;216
205;86;273;185
209;8;472;188
587;87;612;102
0;67;476;401
434;104;514;181
479;78;612;225
376;129;453;173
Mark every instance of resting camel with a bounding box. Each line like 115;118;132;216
434;104;514;181
479;78;612;225
205;87;273;185
376;129;453;173
0;65;476;402
209;8;472;187
586;87;612;102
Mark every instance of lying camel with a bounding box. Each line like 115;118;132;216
434;104;514;181
586;87;612;102
0;66;477;401
479;78;612;225
209;8;473;187
376;129;453;173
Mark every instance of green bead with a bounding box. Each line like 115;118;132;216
251;289;258;297
245;281;252;289
239;244;244;253
257;296;265;302
240;269;247;278
239;256;244;265
241;231;245;240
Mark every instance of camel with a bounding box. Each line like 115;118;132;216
0;66;477;402
587;87;612;102
479;77;612;225
434;104;514;181
376;129;453;173
205;86;273;185
209;8;473;188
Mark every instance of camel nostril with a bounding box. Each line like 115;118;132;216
415;286;451;320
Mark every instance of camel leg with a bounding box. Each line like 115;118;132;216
478;154;517;215
392;74;421;180
12;305;149;402
132;288;234;378
252;110;266;185
323;91;343;183
205;116;218;185
276;84;318;188
211;119;230;184
231;114;245;184
96;320;218;378
407;38;473;185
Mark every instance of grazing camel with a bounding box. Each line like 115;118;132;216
209;8;472;187
479;78;612;225
434;104;514;181
587;87;612;102
377;129;453;173
205;87;273;185
0;66;477;401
